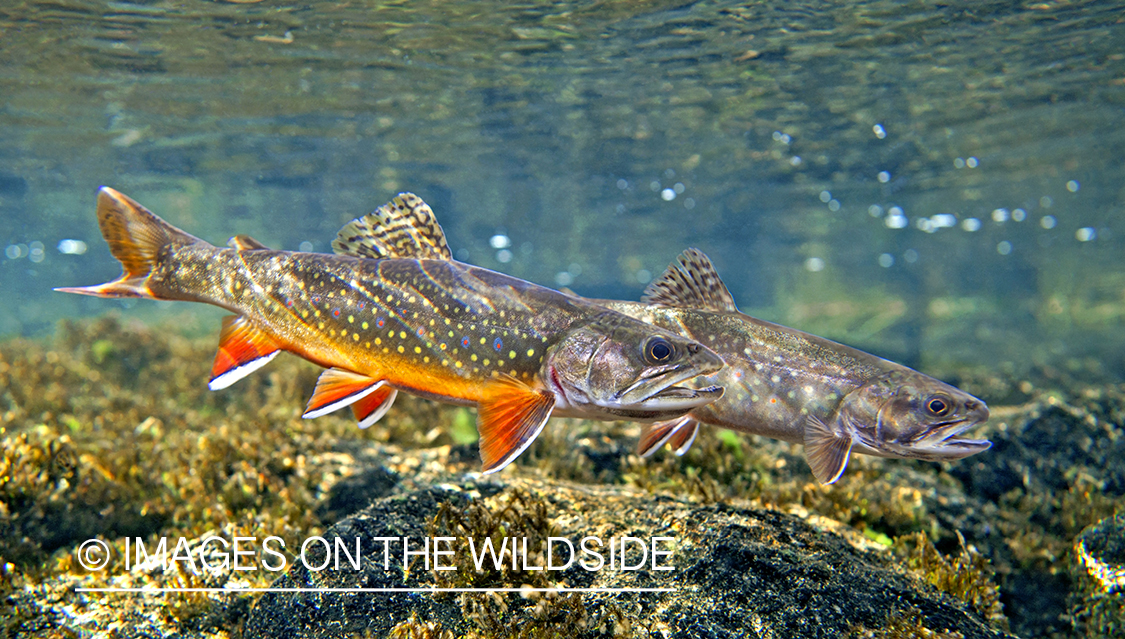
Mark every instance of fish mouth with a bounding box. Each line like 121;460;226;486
630;383;725;411
891;418;992;461
612;353;724;410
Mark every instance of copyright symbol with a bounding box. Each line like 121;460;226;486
77;539;111;571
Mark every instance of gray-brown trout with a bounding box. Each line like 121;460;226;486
327;193;991;484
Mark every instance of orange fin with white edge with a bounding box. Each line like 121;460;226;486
804;415;853;485
208;315;281;390
54;187;206;299
303;368;387;419
351;386;398;429
477;375;554;473
637;416;692;457
668;419;700;455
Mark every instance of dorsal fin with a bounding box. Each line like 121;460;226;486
331;192;452;261
228;234;270;251
642;248;738;312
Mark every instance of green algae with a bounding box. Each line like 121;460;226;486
1;316;1122;637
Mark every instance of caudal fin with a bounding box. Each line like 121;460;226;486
55;187;205;299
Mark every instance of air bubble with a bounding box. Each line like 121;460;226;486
489;234;511;249
997;241;1012;255
961;218;981;232
1076;227;1096;242
872;124;886;139
661;188;676;201
878;253;894;268
805;257;825;272
1040;215;1057;229
877;171;890;183
1067;180;1080;193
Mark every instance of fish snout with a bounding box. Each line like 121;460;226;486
965;398;990;423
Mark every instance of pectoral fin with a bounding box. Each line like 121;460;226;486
639;416;688;456
208;315;281;390
303;368;387;419
477;375;554;474
804;415;853;485
351;386;398;429
668;419;700;455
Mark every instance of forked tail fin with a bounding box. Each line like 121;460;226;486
55;187;206;299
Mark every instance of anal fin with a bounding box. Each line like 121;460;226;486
209;316;281;390
303;368;387;419
477;375;554;474
804;415;853;485
351;386;398;429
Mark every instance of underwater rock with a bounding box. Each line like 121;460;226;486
1071;514;1125;637
243;477;1013;639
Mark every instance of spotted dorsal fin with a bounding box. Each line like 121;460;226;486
642;248;738;313
228;234;270;251
332;192;452;261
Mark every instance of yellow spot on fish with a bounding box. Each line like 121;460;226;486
330;329;336;337
399;331;406;339
353;334;360;341
440;343;447;350
301;310;309;318
397;345;405;353
362;322;369;329
442;359;449;366
448;331;454;338
526;349;535;358
471;354;478;362
375;337;382;345
455;361;463;368
509;351;516;360
414;346;422;354
348;315;354;323
314;310;321;317
480;338;486;345
341;329;347;337
424;356;430;363
483;358;490;366
318;322;325;329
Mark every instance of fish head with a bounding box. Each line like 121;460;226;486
545;312;725;421
845;370;991;461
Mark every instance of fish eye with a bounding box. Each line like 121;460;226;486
644;337;675;364
926;396;951;417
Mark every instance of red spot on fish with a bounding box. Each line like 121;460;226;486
461;336;470;347
493;337;503;351
376;317;385;328
285;297;294;308
333;308;341;317
417;327;426;337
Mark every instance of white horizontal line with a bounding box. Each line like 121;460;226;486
75;587;676;594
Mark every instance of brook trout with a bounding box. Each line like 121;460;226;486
324;193;990;484
608;249;991;484
57;188;725;473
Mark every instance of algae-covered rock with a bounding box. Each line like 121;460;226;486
1071;514;1125;638
243;477;1013;639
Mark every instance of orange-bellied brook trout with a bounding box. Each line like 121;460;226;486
57;188;725;473
609;249;991;484
324;193;991;484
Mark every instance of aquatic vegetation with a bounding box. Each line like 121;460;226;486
1070;514;1125;638
896;531;1007;631
848;608;966;639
